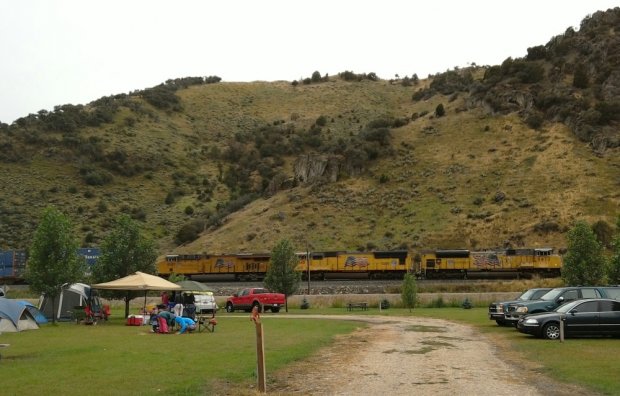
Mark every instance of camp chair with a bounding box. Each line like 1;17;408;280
197;311;217;333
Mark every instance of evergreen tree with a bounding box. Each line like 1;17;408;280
92;214;157;318
264;239;300;312
401;272;417;312
26;207;85;324
562;220;607;286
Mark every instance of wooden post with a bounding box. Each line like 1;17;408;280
559;314;565;343
251;306;266;393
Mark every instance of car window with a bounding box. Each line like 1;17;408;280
531;289;550;299
599;300;620;312
572;301;598;312
580;288;600;298
602;288;620;300
562;290;579;301
541;289;563;301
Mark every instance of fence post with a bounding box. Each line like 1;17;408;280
251;306;266;392
559;314;565;343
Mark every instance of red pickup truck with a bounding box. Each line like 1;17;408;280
225;287;285;313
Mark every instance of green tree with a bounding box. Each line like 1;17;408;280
562;220;607;286
26;207;85;324
608;217;620;284
92;215;157;318
264;239;301;312
401;272;417;312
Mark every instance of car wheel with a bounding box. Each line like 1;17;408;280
226;303;234;313
495;320;507;326
543;322;561;340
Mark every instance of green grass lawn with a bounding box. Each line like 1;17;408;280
0;314;363;395
1;308;618;395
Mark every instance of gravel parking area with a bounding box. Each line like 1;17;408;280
266;315;592;396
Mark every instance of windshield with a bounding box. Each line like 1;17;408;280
555;300;583;313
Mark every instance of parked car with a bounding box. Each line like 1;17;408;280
517;298;620;339
503;286;618;326
193;292;218;314
488;288;551;326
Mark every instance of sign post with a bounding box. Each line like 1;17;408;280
251;306;266;393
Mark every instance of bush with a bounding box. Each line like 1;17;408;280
175;220;205;245
435;103;445;117
300;297;310;310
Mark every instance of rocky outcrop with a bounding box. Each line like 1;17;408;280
294;154;340;183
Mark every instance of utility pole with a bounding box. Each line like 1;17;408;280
306;241;310;294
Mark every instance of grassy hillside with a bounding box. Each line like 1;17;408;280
1;9;619;256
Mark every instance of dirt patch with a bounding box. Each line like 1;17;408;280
265;315;595;396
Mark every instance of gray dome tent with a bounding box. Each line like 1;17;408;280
38;283;103;322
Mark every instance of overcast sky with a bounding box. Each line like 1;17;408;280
1;1;618;124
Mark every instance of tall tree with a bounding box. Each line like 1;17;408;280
562;220;607;286
26;207;85;324
92;215;157;318
608;216;620;284
264;239;300;312
401;272;417;312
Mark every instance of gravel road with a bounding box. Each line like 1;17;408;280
265;315;592;396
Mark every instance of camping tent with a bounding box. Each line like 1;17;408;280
38;283;98;321
0;298;39;332
17;301;48;324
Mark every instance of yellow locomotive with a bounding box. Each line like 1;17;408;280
157;247;562;280
418;248;562;279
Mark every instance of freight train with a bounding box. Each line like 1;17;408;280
1;247;562;283
157;247;563;280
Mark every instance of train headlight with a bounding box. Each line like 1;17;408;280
516;306;528;314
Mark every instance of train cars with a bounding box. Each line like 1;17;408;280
0;250;27;283
158;248;561;280
0;248;101;283
158;250;412;280
418;248;562;279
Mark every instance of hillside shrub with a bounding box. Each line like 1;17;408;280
525;112;544;129
435;103;445;117
175;220;205;245
315;115;328;127
80;168;113;186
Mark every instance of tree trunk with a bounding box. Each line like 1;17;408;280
51;296;57;324
124;291;131;318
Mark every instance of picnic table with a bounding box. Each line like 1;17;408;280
346;302;369;311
